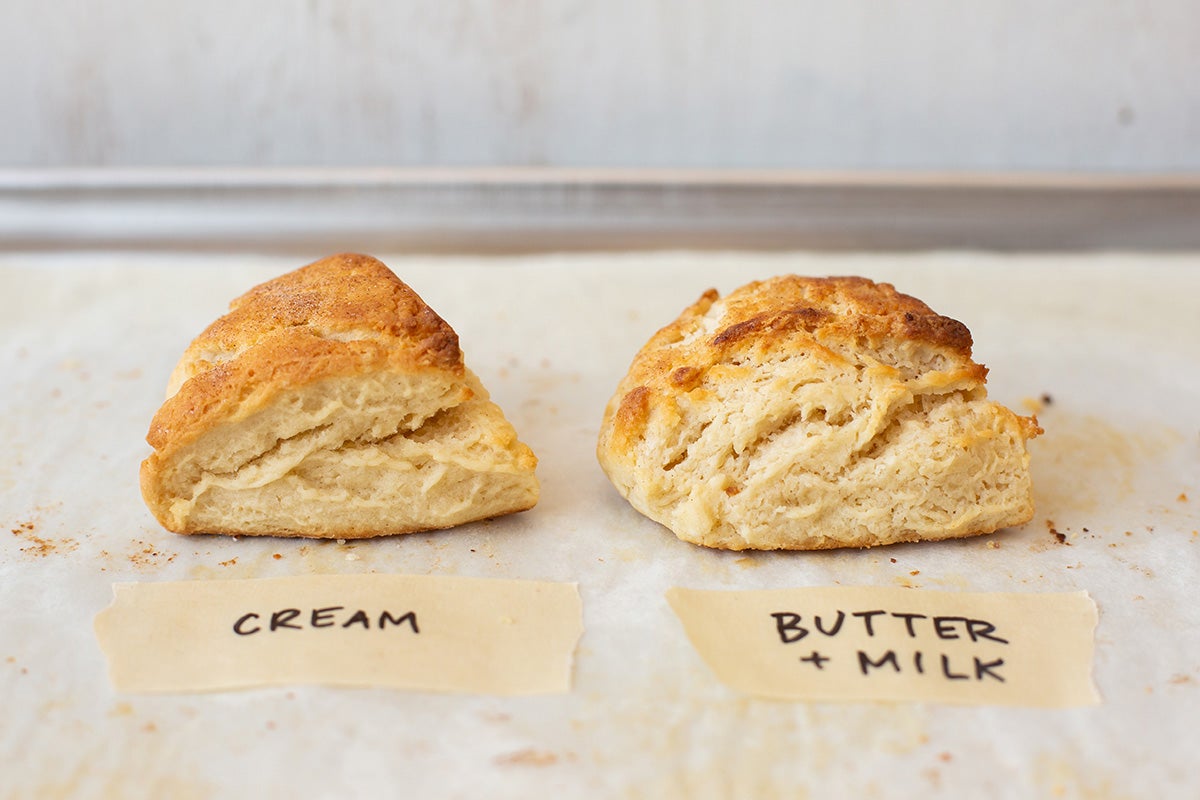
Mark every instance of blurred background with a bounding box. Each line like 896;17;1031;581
2;0;1197;249
5;0;1198;170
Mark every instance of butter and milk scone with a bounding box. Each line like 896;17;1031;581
597;276;1040;550
141;254;538;538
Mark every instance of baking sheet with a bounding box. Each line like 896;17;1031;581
2;250;1198;799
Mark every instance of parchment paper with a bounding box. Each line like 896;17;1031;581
2;251;1198;799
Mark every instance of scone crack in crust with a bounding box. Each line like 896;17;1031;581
141;254;539;538
597;275;1041;551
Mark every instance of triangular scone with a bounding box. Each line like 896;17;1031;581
597;276;1041;551
141;254;538;538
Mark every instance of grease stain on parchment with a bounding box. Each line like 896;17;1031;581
593;666;928;800
1030;411;1186;515
1033;753;1136;800
21;739;213;800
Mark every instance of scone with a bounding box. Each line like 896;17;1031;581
141;253;538;538
597;275;1040;550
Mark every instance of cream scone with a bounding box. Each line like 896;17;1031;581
141;253;538;538
597;276;1040;550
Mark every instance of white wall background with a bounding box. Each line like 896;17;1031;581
4;0;1198;170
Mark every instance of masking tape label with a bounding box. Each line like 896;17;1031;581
96;573;582;695
667;586;1099;707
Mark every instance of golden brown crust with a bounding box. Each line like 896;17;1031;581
609;385;652;454
607;275;986;448
148;255;465;460
201;252;460;369
707;275;974;356
169;253;461;390
1018;414;1045;439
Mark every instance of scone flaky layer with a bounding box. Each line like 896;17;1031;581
141;254;538;537
597;275;1040;550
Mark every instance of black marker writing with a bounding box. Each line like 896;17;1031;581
892;612;927;638
771;613;808;643
814;611;845;637
800;651;831;670
271;609;302;631
858;649;901;675
941;654;969;680
233;607;421;636
852;650;1006;683
852;610;887;636
975;657;1005;682
770;610;1009;644
379;610;420;633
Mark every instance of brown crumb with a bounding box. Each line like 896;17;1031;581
1125;531;1133;537
1168;674;1195;686
1040;393;1053;406
218;558;238;567
938;751;953;762
129;540;176;569
272;553;282;560
890;557;897;564
910;570;920;576
10;521;78;558
1179;493;1189;502
1046;520;1069;545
